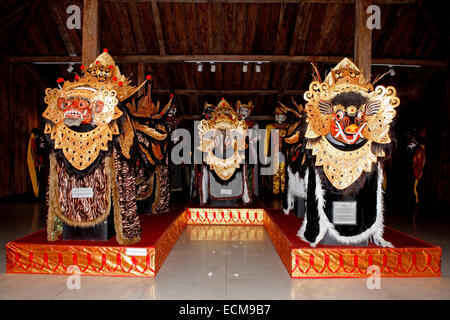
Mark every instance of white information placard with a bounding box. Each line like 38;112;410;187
71;187;94;198
332;201;357;225
220;189;232;195
126;248;147;256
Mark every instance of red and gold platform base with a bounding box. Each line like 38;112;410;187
264;209;441;278
6;206;441;278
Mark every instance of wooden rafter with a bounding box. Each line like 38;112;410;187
106;0;416;3
180;114;274;120
49;2;77;55
151;0;167;55
138;61;145;95
150;89;305;95
7;55;447;67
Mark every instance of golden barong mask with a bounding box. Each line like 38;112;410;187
304;58;400;189
304;58;400;144
42;50;147;170
198;99;248;181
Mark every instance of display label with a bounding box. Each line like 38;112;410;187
126;248;147;256
71;187;93;198
332;201;357;225
220;189;232;195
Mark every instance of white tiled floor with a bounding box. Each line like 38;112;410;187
0;201;449;300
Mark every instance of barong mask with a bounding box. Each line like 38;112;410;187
198;99;248;181
43;51;148;171
304;58;400;189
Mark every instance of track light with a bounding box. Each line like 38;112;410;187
210;63;216;73
242;62;248;73
255;62;262;73
389;66;395;76
197;62;203;72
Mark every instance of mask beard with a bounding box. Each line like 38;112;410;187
64;117;82;127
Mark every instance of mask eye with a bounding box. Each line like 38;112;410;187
65;101;72;108
357;111;364;122
335;111;344;121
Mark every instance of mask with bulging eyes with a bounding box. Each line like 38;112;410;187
318;91;379;145
167;107;177;117
57;96;104;127
330;104;366;145
238;108;249;120
275;114;286;124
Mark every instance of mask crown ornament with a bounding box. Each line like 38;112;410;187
82;50;148;102
126;83;173;120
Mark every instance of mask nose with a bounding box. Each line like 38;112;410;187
345;124;359;135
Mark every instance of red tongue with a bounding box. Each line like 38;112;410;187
331;125;339;136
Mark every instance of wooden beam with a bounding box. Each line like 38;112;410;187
151;89;305;95
107;0;415;3
6;55;447;67
20;64;48;90
138;62;145;96
82;0;99;66
151;0;167;55
15;1;39;49
49;2;77;55
354;0;372;80
107;1;312;3
174;94;186;115
180;114;274;120
305;0;414;3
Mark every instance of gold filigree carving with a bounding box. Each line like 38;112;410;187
198;99;248;181
307;137;385;189
48;122;119;170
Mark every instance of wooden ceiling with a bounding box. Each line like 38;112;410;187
0;0;448;116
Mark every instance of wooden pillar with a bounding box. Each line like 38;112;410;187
354;0;372;81
82;0;99;67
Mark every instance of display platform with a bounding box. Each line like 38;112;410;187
5;209;187;277
6;202;441;278
265;208;442;278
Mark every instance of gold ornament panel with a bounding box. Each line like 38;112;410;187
307;137;385;190
49;122;119;170
363;85;400;144
198;101;248;181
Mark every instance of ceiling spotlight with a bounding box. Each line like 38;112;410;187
242;62;248;73
389;66;395;76
67;63;74;73
197;62;203;72
210;63;216;73
255;62;262;73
